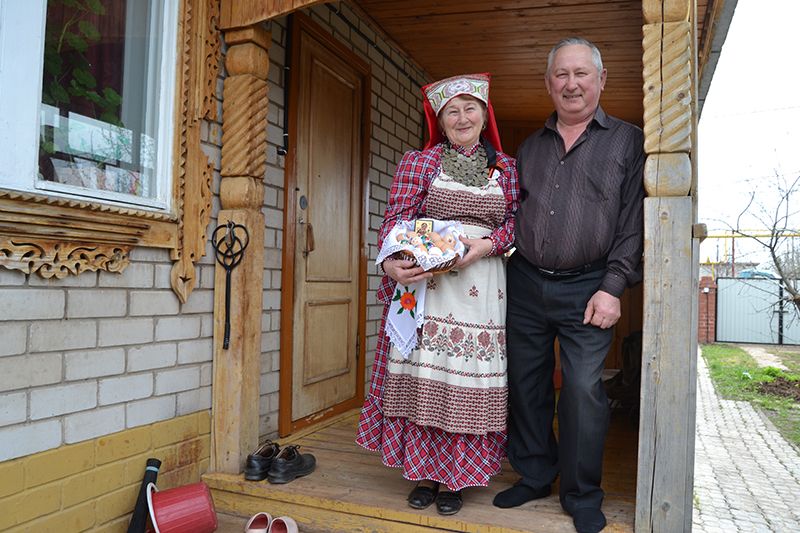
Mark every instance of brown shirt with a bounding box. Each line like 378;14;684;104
514;107;645;297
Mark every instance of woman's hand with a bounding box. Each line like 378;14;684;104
383;257;432;285
455;236;493;269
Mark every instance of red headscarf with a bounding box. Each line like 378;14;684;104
421;72;503;152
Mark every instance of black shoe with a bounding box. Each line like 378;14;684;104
244;440;280;481
573;507;606;533
407;481;439;509
267;445;316;484
436;490;463;515
492;482;551;508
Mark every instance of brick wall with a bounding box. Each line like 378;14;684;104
0;411;210;532
0;54;225;462
698;276;717;344
258;3;428;437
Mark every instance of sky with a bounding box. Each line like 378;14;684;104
698;0;800;267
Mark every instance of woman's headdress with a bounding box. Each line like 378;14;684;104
421;72;503;151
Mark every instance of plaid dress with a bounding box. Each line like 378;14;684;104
356;142;520;491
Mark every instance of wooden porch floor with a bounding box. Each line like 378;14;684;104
205;409;637;532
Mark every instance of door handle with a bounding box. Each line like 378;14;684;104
303;222;315;257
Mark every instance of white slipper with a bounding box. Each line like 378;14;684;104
268;516;298;533
244;511;272;533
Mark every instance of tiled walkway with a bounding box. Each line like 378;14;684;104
692;350;800;532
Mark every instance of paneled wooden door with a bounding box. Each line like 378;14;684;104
280;13;369;434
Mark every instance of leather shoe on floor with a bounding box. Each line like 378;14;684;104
244;440;280;481
436;490;463;515
573;507;606;533
407;481;439;509
492;482;551;508
267;445;316;484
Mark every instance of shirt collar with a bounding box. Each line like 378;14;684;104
450;141;481;156
545;105;610;132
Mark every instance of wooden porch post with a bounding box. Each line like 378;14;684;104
211;25;270;473
636;1;700;531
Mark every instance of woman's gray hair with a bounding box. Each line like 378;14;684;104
546;37;604;75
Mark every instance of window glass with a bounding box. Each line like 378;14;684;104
37;0;171;207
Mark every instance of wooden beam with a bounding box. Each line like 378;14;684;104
637;197;697;532
220;0;326;29
211;24;270;474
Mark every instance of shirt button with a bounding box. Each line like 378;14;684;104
560;160;565;165
555;183;560;189
549;210;555;216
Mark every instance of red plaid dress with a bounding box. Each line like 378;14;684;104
356;143;520;491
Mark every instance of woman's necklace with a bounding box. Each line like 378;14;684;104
440;142;488;187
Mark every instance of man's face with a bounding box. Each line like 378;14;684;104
545;44;607;123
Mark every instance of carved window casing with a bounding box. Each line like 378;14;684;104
0;0;220;303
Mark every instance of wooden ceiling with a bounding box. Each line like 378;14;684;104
354;0;713;128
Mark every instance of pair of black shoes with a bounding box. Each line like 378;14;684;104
244;441;316;484
407;482;462;515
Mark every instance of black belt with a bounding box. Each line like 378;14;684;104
533;256;607;280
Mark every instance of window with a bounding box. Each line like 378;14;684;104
0;0;178;210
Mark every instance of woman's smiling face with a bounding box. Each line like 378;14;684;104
439;95;486;148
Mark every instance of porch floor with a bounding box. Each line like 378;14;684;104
205;409;637;532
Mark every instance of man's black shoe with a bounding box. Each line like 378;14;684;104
267;445;316;484
572;507;606;533
243;440;280;481
492;482;551;508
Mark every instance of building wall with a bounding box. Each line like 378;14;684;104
698;276;717;344
0;412;210;532
257;3;428;437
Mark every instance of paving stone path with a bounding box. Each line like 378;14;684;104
692;351;800;532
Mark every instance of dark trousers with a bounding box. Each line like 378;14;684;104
506;252;613;514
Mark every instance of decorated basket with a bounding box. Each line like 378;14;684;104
377;219;465;274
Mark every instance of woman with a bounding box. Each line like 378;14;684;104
356;73;520;515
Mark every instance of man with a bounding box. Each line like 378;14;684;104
493;37;644;533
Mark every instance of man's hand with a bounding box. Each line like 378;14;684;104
583;290;621;329
383;257;432;285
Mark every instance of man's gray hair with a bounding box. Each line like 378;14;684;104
546;37;604;75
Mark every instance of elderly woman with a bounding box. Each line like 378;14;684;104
356;73;520;515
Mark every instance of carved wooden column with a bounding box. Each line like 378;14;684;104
211;25;269;473
636;1;699;531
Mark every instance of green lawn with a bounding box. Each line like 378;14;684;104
701;344;800;447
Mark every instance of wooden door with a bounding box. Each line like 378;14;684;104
280;14;369;433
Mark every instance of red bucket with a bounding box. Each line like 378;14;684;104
146;481;217;533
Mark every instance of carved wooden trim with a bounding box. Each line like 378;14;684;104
642;0;690;24
643;22;692;154
221;75;269;180
170;0;221;303
0;239;130;279
0;0;220;302
220;0;326;29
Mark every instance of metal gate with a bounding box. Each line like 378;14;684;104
716;278;800;344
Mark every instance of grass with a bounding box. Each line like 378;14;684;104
701;344;800;447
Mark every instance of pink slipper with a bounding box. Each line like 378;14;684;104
244;512;272;533
268;516;298;533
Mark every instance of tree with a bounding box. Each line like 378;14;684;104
720;170;800;313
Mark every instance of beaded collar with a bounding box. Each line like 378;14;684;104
441;141;489;187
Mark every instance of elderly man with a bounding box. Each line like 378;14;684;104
493;37;644;533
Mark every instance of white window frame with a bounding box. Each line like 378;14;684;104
0;0;178;212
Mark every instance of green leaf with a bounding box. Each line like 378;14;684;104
393;289;401;301
85;0;106;16
65;32;88;54
103;87;122;106
396;307;403;315
99;111;121;126
49;82;70;104
43;52;63;77
63;0;81;8
72;67;97;89
410;310;415;319
78;20;101;42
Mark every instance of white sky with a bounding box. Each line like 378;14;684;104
698;0;800;267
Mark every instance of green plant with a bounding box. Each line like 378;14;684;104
41;0;122;128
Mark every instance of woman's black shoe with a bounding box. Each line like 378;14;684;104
407;481;439;509
243;440;280;481
436;490;463;515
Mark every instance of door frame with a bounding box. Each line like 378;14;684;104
279;12;370;436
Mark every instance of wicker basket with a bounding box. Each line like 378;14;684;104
399;249;459;274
